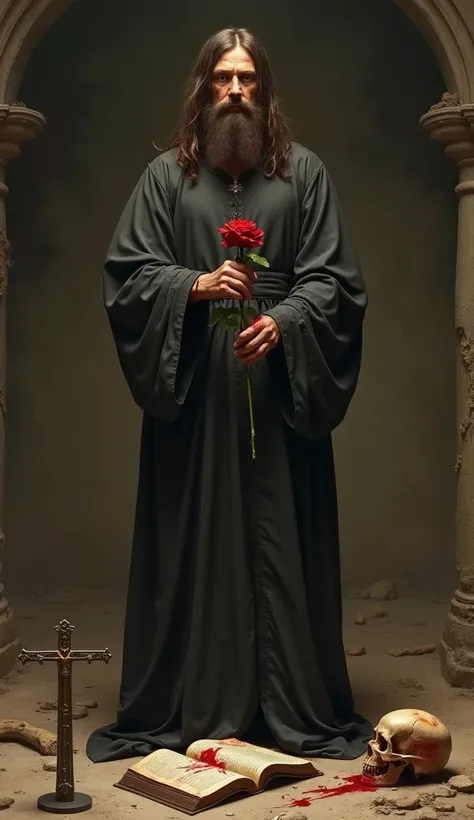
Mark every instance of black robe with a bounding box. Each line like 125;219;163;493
86;141;373;763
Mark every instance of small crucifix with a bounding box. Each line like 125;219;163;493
18;619;111;814
228;178;243;195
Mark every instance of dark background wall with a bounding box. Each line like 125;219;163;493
2;0;458;594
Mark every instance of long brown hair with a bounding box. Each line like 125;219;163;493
167;27;292;182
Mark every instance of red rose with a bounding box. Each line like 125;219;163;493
218;219;264;249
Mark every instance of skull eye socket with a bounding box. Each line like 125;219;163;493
377;735;389;752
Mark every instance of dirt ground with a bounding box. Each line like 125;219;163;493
1;589;474;820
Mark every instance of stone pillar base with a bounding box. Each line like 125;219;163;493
439;589;474;687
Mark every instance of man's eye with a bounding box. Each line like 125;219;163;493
215;74;229;83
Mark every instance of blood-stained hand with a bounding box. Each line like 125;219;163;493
234;315;281;364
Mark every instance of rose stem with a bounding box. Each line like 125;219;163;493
236;247;256;459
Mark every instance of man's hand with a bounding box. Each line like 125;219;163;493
190;261;256;302
234;315;280;364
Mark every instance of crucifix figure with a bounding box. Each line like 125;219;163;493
18;620;111;814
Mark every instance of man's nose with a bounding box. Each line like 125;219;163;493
228;76;242;99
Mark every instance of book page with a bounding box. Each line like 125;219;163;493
186;739;314;786
220;739;317;766
129;749;247;797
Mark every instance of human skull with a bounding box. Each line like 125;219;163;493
362;709;452;786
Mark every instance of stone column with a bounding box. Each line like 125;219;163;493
0;104;44;677
422;93;474;687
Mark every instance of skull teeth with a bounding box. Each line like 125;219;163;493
363;763;389;777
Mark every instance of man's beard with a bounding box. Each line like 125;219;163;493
201;101;264;171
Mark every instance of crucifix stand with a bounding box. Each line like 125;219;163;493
18;620;111;814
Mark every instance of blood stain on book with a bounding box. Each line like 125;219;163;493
196;747;227;770
222;738;248;747
181;761;209;773
287;774;378;806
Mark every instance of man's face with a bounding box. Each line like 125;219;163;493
202;45;263;171
211;46;257;107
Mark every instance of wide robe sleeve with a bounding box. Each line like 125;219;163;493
103;165;207;422
264;163;367;439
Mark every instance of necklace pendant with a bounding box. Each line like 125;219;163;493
228;178;243;196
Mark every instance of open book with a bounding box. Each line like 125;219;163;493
114;737;322;814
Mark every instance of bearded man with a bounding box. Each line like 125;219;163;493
87;27;372;764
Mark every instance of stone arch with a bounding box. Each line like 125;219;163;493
0;0;473;689
0;0;71;103
393;0;474;100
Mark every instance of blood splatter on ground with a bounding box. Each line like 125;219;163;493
286;774;379;807
289;798;312;807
